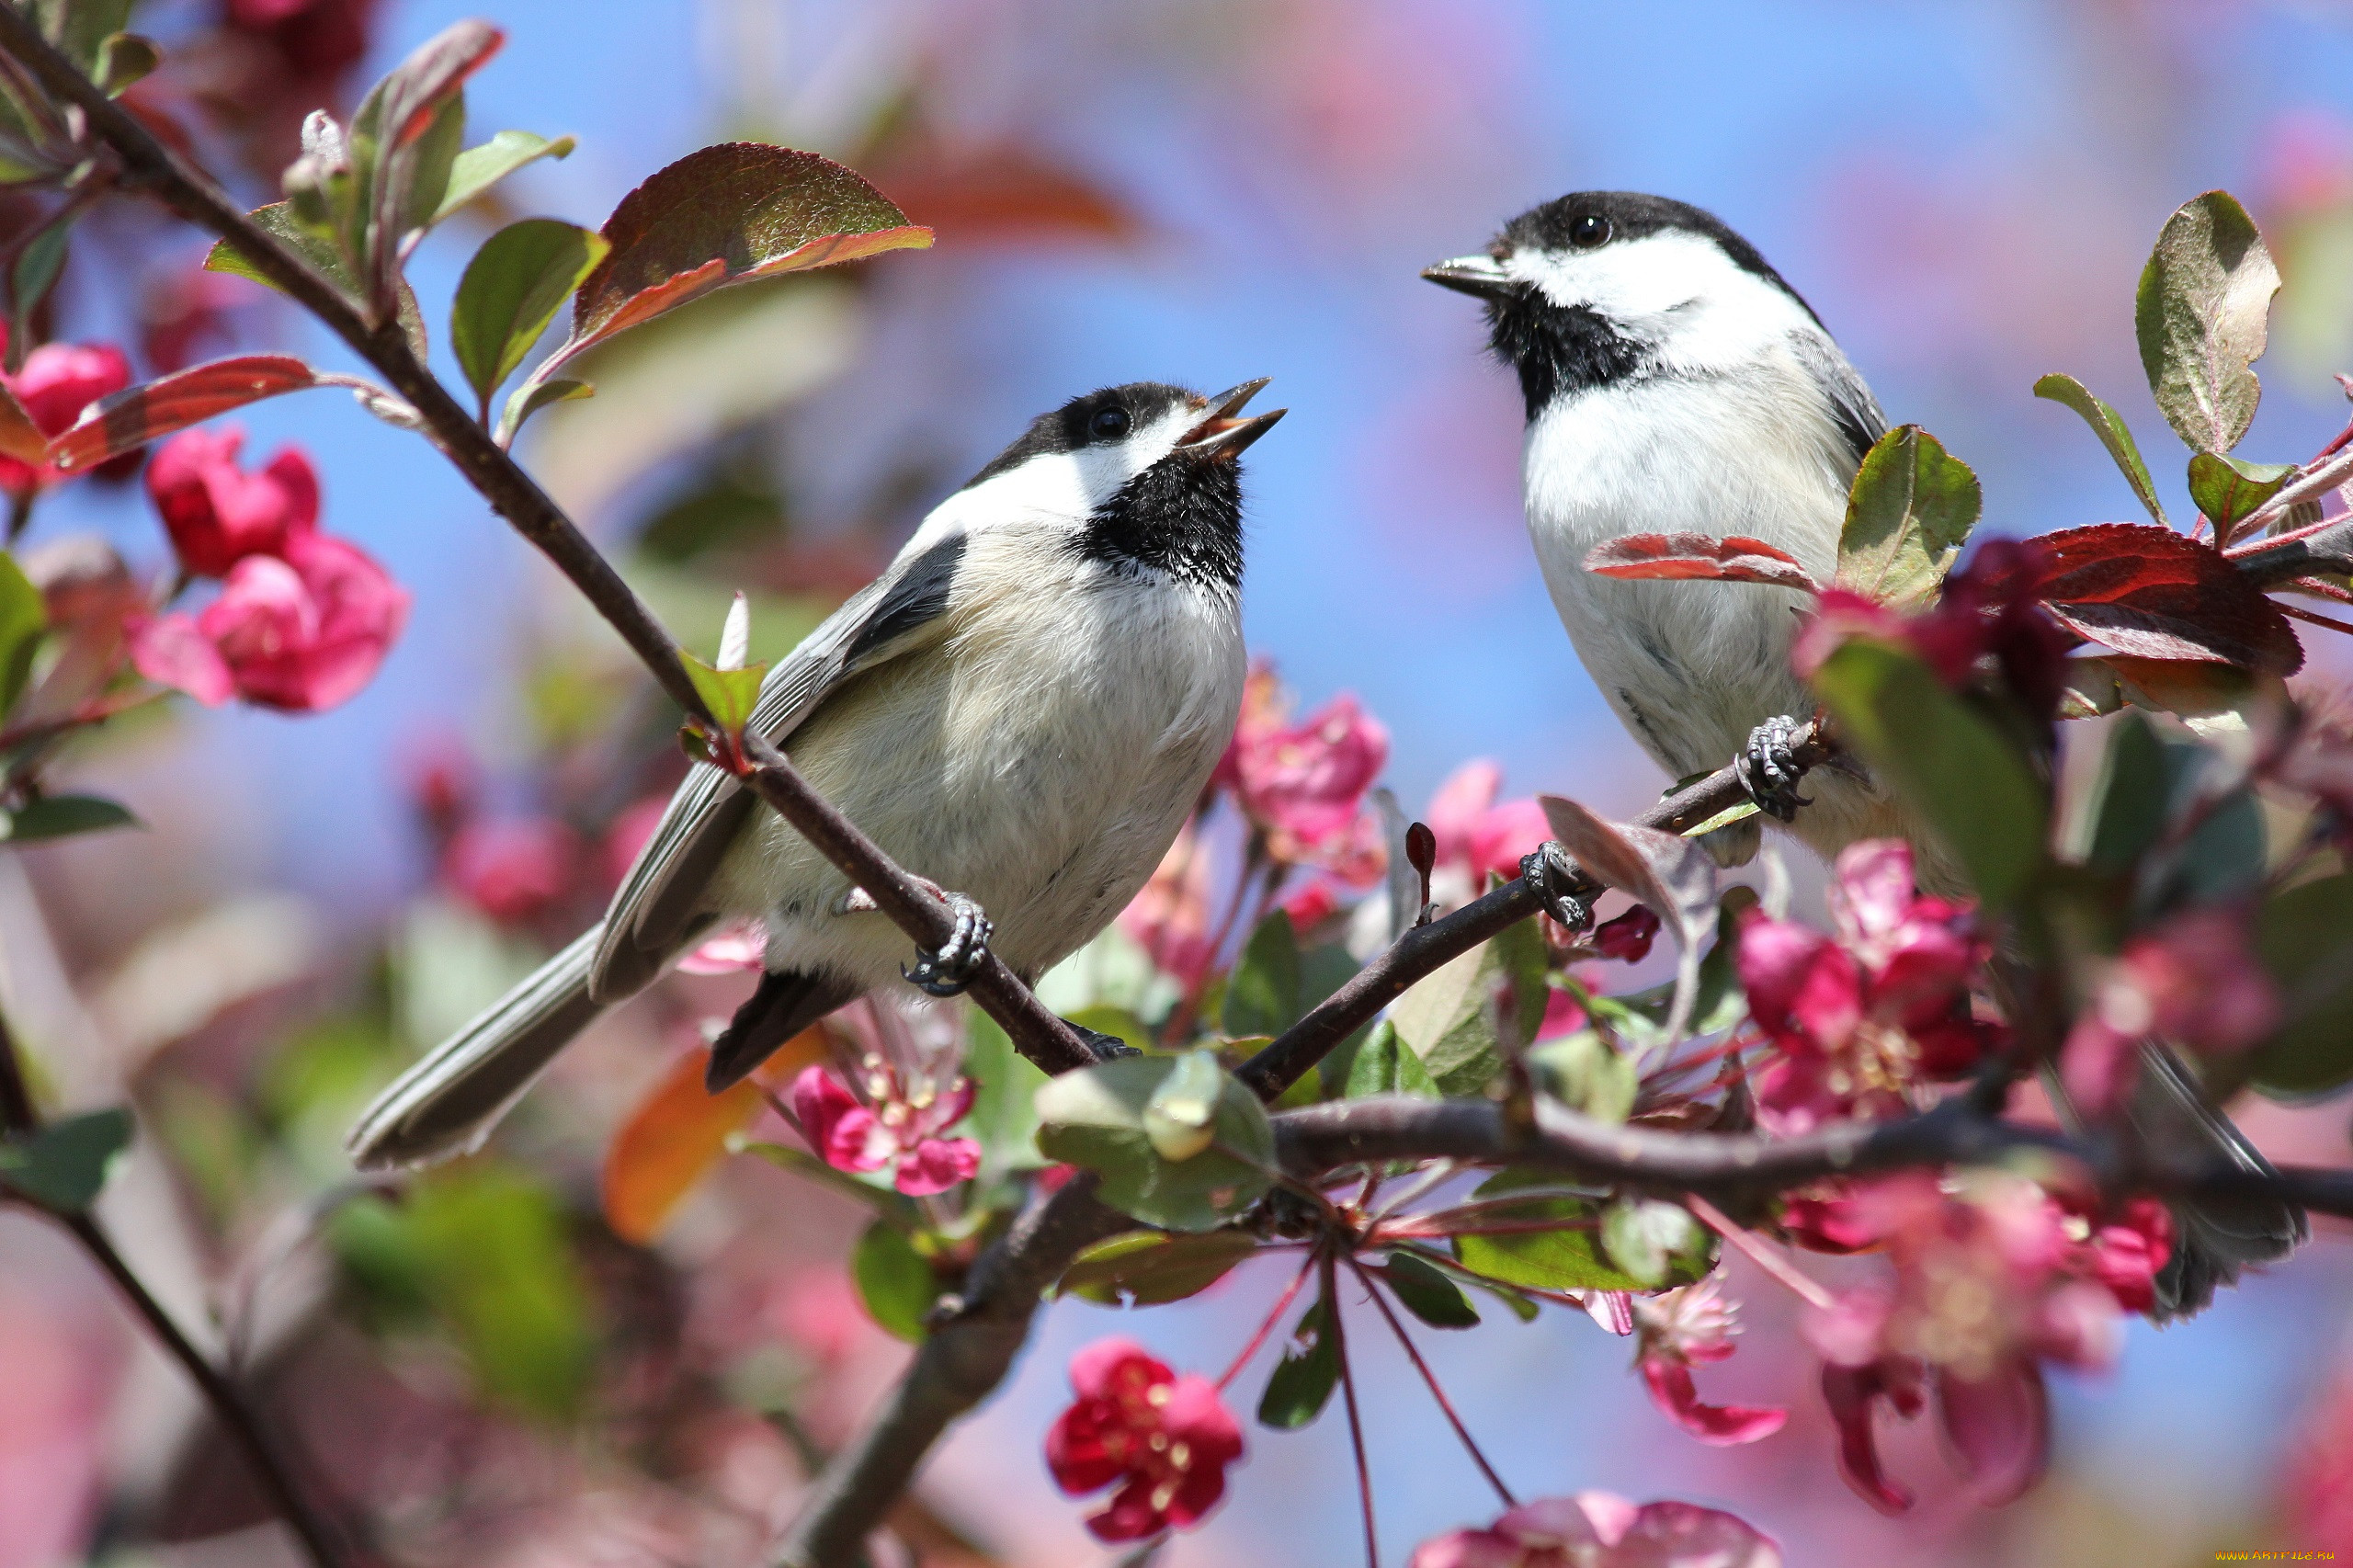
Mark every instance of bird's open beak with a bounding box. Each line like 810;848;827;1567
1180;377;1285;461
1422;254;1516;301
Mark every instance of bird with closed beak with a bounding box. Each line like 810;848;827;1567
1425;190;2300;1316
350;379;1282;1171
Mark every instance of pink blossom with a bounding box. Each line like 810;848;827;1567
1277;877;1341;931
790;1062;979;1196
1736;839;1995;1133
2283;1362;2353;1552
1216;662;1391;869
0;338;131;499
145;426;318;577
1631;1273;1787;1446
1593;906;1661;963
1407;1493;1781;1568
1120;825;1215;984
1045;1338;1243;1542
442;817;576;926
131;530;408;711
1793;542;2073;718
2061;909;2280;1114
1424;758;1551;907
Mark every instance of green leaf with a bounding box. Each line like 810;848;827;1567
205;201;429;360
2136;191;2279;455
494;375;592;447
1529;1029;1637;1123
1388;917;1547;1096
1832;425;1982;610
1033;1054;1274;1232
363;1167;598;1423
1143;1047;1225;1162
94;32;158;97
2244;874;2353;1097
434;130;577;224
2032;374;2170;527
1379;1250;1479;1329
1256;1292;1339;1429
960;1011;1049;1184
852;1220;938;1342
680;649;766;736
0;547;43;714
451;219;608;412
0;794;139;844
1599;1198;1711;1289
1222;910;1301;1038
1058;1229;1261;1306
0;1108;131;1211
2070;710;2169;876
33;0;131;73
1808;639;2047;912
1322;1018;1440;1101
2187;452;2294;532
1451;1170;1648;1292
11;212;71;350
393;93;467;240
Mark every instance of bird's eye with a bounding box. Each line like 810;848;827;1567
1090;405;1131;440
1569;213;1611;249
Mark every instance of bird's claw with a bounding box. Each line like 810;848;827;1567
1518;842;1592;930
903;892;994;996
1737;714;1811;824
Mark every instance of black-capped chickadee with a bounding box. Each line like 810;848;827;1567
349;380;1281;1170
1426;191;2299;1314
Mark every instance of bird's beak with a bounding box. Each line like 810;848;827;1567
1422;254;1516;301
1180;377;1285;461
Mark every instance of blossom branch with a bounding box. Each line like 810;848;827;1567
0;13;1099;1080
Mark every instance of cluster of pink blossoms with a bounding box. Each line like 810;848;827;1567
1044;1338;1245;1542
1408;1492;1780;1568
1630;1272;1788;1446
131;426;408;712
1214;660;1391;876
1799;1171;2172;1513
1734;839;1999;1134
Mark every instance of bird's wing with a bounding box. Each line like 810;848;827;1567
1791;330;1888;472
587;530;970;1001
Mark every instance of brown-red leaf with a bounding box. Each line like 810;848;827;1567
48;357;318;472
2029;522;2302;676
374;19;505;149
1585;532;1821;591
1535;795;1717;945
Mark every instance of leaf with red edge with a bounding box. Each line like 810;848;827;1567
2029;522;2302;675
1536;795;1716;1042
48;357;317;472
558;143;929;366
0;382;46;465
1585;532;1820;591
600;1026;827;1245
365;20;504;151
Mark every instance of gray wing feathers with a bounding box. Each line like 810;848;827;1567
2131;1043;2307;1321
1791;329;1888;470
346;926;607;1171
588;534;967;1003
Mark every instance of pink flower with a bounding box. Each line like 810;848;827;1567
1277;877;1341;931
441;816;576;926
2061;909;2280;1114
1216;662;1391;869
1045;1338;1244;1542
0;339;131;499
677;917;767;975
2283;1362;2353;1552
1120;825;1216;984
131;530;408;711
1408;1494;1781;1568
1631;1273;1787;1446
1793;542;2073;719
790;1062;979;1197
145;426;318;577
1424;759;1550;908
1736;840;1995;1133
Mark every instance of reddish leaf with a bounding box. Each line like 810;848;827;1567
1535;794;1716;945
0;382;47;465
48;357;317;472
873;147;1139;244
1585;532;1821;591
369;20;505;150
2028;522;2303;676
600;1026;828;1245
548;143;933;378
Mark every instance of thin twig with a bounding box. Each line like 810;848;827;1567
1216;1253;1317;1391
1684;1193;1835;1312
1345;1255;1515;1508
1325;1253;1380;1568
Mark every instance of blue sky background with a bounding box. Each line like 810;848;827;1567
29;1;2353;1562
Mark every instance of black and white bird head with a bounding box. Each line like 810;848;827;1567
921;380;1284;594
1423;191;1844;426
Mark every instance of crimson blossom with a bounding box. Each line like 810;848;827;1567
0;335;131;500
1631;1272;1787;1446
789;1062;980;1197
144;426;319;577
1734;838;1998;1134
1407;1493;1781;1568
1044;1337;1244;1542
1213;661;1390;874
131;529;409;711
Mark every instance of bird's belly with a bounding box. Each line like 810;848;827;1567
715;589;1244;989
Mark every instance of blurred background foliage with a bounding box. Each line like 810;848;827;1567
11;2;2353;1566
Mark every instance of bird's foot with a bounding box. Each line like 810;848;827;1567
903;892;994;996
1518;842;1593;931
1736;714;1812;824
1066;1021;1142;1062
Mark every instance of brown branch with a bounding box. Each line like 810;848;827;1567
2231;517;2353;589
0;11;1098;1082
0;1009;352;1568
1239;719;1833;1096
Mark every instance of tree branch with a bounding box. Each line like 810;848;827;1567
0;1010;352;1568
0;11;1099;1081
